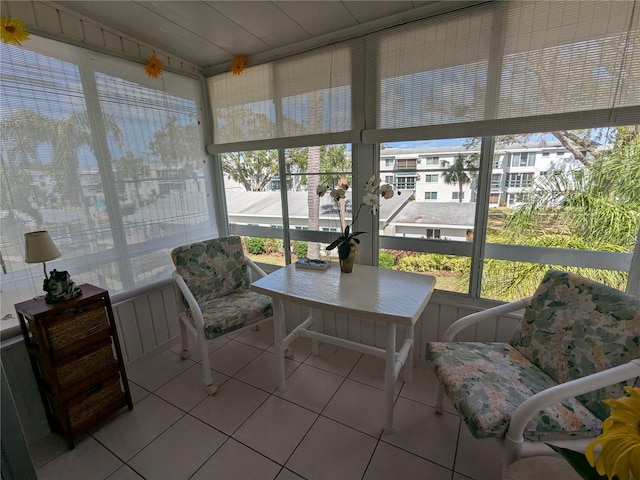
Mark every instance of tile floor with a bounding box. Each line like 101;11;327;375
32;323;507;480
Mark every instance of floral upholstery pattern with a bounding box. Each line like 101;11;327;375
171;237;272;339
511;270;640;420
426;342;602;438
426;269;640;439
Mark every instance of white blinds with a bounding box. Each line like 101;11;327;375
363;0;640;143
206;0;638;150
370;6;494;130
207;42;358;153
0;35;212;323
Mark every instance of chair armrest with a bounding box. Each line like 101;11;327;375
506;358;640;446
172;270;205;330
244;256;267;280
443;297;532;341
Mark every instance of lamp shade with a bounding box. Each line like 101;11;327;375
24;231;61;264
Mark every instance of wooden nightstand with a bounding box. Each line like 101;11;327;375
14;284;133;449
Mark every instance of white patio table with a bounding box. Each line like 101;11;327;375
250;262;436;431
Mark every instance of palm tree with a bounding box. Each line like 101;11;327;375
0;110;52;228
114;152;150;208
441;154;478;202
485;129;640;299
48;111;122;233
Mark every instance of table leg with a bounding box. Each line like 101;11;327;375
273;299;287;392
310;308;320;355
384;323;396;433
404;325;414;383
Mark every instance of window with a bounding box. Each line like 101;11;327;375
507;192;529;205
510;152;535;167
396;177;416;190
491;174;502;191
384;175;394;184
0;35;211;330
426;229;441;239
424;192;437;200
420;156;439;165
222;144;352;266
452;192;464;200
482;128;637;300
506;173;534;188
424;174;439;183
396;159;417;171
384;158;394;167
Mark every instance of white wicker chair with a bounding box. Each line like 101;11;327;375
171;236;276;395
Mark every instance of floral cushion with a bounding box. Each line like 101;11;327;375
171;236;272;339
172;236;251;302
195;290;272;340
426;342;602;439
510;270;640;420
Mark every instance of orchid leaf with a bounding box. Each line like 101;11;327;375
326;237;346;251
546;444;609;480
338;241;352;260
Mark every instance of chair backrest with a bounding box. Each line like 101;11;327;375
171;236;251;304
510;269;640;420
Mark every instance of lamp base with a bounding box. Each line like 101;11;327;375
43;269;82;304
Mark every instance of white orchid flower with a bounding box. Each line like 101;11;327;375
363;192;379;206
364;176;381;193
380;184;394;199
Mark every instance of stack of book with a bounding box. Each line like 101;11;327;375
294;258;329;270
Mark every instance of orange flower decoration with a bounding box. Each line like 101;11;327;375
231;55;247;76
1;16;30;46
145;53;163;78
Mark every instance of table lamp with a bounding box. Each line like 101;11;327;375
24;231;61;280
24;231;82;303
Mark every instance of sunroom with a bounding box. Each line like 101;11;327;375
1;1;639;479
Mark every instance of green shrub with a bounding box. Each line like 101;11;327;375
245;237;266;255
378;252;395;269
397;254;434;272
293;241;308;258
264;238;283;254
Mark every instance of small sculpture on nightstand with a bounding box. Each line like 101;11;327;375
44;269;82;304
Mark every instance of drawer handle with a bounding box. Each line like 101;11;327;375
86;383;103;395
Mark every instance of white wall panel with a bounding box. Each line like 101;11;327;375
32;2;60;33
112;301;142;361
4;1;37;25
107;281;522;364
82;20;103;46
58;9;83;41
147;289;170;345
4;1;201;76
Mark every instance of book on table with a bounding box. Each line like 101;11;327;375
295;258;329;270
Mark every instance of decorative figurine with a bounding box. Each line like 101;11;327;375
43;269;82;303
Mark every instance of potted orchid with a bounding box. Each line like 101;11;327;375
317;176;395;272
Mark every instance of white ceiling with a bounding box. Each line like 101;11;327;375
54;0;486;74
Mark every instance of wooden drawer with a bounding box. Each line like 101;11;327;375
43;301;110;351
55;341;118;390
66;375;126;432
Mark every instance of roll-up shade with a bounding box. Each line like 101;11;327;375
206;0;639;150
363;0;640;144
207;42;357;151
